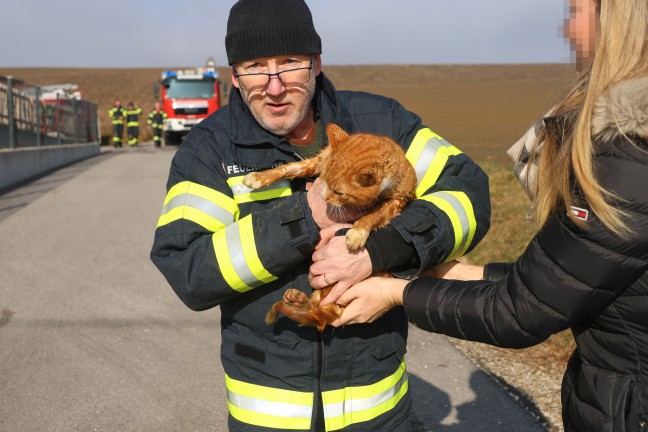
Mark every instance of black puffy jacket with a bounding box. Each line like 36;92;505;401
404;76;648;432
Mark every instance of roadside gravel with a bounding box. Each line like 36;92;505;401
450;339;566;432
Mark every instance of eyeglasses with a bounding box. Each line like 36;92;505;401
233;56;314;92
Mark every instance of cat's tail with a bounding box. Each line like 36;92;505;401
265;303;281;325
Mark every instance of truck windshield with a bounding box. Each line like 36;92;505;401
166;78;215;99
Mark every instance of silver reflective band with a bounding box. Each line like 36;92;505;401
227;391;313;418
225;222;265;288
431;191;471;257
412;136;454;184
161;193;235;225
323;366;408;419
230;178;291;197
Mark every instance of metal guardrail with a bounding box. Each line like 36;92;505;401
0;75;100;150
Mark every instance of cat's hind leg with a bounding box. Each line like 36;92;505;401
265;289;314;325
265;288;343;331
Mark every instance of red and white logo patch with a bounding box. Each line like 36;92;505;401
570;206;589;221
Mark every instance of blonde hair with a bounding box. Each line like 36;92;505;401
533;0;648;236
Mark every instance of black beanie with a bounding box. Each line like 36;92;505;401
226;0;322;65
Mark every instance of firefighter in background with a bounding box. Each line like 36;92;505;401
108;99;126;147
125;102;143;146
147;102;167;147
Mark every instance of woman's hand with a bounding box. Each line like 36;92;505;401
330;277;409;326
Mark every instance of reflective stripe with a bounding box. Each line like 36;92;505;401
228;176;292;205
405;128;463;197
224;361;407;430
213;214;277;292
323;360;408;430
420;191;477;260
157;181;239;231
226;374;313;430
127;121;139;127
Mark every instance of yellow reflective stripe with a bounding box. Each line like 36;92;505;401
157;181;239;231
224;362;407;430
405;128;463;197
225;374;314;404
227;403;312;430
420;191;477;261
226;374;313;430
239;215;277;284
323;361;408;431
213;214;277;292
228;176;292;204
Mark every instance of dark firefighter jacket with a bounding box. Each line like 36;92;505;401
125;106;142;128
147;109;167;128
404;76;648;432
150;73;491;432
108;106;126;125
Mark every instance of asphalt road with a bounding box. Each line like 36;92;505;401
0;143;547;431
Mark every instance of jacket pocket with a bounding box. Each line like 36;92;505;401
619;377;648;432
565;358;615;431
564;356;646;432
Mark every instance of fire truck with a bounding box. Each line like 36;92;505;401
155;63;222;145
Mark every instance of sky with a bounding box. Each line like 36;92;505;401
1;0;572;68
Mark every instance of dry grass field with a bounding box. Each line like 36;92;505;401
1;63;577;430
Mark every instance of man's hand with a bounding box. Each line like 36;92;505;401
330;277;409;326
306;178;364;229
309;232;373;305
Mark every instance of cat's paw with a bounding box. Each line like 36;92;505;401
284;288;309;307
242;172;268;189
345;228;369;251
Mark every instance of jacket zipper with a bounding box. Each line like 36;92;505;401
313;330;325;431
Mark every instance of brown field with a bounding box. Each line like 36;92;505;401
1;63;577;429
1;64;572;157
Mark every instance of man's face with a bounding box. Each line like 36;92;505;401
232;54;321;138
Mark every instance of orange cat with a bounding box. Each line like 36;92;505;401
243;123;417;331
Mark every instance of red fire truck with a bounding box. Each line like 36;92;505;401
156;64;222;145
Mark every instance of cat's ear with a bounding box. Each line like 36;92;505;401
325;123;348;149
356;173;377;187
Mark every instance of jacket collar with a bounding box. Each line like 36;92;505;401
591;76;648;142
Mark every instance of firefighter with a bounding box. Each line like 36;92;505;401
150;1;491;431
125;102;142;146
108;99;126;147
147;102;167;147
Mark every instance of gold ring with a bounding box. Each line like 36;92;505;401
323;274;331;285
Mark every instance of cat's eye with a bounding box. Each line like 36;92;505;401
332;189;344;196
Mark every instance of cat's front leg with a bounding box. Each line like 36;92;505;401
345;228;370;251
345;198;409;250
243;167;289;189
243;157;320;189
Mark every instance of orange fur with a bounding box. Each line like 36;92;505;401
244;124;417;330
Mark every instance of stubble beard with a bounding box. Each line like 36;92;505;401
242;77;317;137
